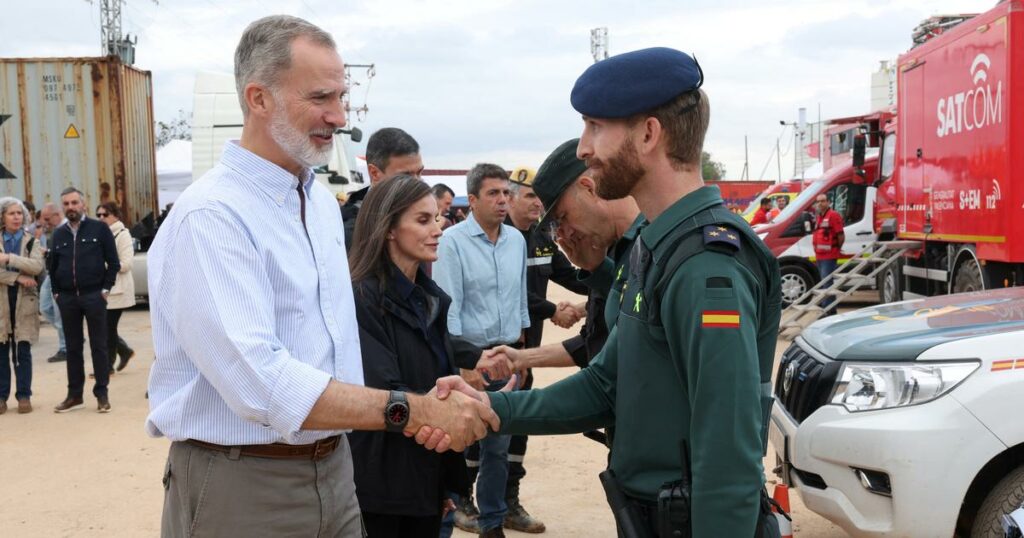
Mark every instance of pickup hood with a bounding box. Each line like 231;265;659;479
800;287;1024;361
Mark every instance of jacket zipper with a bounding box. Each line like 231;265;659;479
71;228;78;295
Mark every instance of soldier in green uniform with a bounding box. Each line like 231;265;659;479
431;47;782;537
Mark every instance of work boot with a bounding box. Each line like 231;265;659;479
47;350;67;363
54;396;85;413
0;400;6;415
504;484;546;533
454;493;482;533
479;527;506;537
17;398;32;414
97;395;111;413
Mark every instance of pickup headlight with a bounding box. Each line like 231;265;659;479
830;362;979;412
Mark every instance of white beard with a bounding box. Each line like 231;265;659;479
269;98;333;169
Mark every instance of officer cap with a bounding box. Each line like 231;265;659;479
509;166;537;187
533;138;589;226
570;47;703;118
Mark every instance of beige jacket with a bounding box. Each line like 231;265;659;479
0;232;44;343
107;220;136;310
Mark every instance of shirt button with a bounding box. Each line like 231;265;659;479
277;196;284;204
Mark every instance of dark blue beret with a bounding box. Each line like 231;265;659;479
570;47;703;118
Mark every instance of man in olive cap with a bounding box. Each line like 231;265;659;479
435;47;783;537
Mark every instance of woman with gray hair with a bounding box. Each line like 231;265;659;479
0;197;44;414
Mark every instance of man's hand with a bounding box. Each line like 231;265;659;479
475;352;513;380
460;368;486;390
551;302;582;328
555;234;605;271
485;346;528;381
15;275;36;288
404;384;500;452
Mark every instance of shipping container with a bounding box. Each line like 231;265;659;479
0;56;157;226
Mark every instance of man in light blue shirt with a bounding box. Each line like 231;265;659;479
146;15;499;537
434;163;529;537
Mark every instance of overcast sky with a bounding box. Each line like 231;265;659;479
2;0;999;180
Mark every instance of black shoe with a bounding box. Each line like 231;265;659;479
47;351;67;363
479;527;506;538
116;347;135;372
97;395;111;413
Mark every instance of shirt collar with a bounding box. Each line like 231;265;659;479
467;211;505;242
3;229;23;242
389;262;418;301
622;213;646;241
220;141;315;205
641;185;724;250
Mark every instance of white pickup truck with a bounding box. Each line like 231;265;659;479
770;287;1024;537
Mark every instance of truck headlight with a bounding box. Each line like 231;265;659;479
830;362;979;412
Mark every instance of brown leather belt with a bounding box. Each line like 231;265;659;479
186;435;341;461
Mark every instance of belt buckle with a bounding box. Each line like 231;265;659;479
312;437;333;461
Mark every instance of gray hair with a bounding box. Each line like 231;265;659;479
466;163;508;197
234;15;337;116
0;197;28;229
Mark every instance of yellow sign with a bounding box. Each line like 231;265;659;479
64;124;80;139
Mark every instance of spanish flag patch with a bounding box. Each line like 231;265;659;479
702;310;740;328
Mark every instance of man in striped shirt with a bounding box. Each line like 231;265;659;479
146;15;497;537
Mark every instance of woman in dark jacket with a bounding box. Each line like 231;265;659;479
348;175;468;537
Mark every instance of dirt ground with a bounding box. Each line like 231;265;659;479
0;286;860;537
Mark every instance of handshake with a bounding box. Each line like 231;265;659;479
403;374;516;453
552;301;585;329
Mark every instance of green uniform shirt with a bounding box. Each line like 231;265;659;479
491;186;781;537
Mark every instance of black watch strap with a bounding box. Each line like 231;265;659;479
384;390;410;433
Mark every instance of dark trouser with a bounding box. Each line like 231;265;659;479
162;437;364;537
362;512;440;538
0;341;32;401
105;308;129;370
57;291;109;399
817;258;839;314
506;368;535;493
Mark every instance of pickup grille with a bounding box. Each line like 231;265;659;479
774;342;842;423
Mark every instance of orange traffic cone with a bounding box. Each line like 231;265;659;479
773;484;793;538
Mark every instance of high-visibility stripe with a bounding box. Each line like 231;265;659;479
992;360;1015;371
1016;359;1024;370
901;231;1005;243
526;256;552;267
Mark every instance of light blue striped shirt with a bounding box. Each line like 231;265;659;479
433;212;529;348
146;141;364;445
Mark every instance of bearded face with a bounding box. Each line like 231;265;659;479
589;136;644;201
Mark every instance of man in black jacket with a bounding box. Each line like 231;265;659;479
49;187;120;413
341;127;424;247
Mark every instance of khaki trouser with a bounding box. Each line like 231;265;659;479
161;436;364;537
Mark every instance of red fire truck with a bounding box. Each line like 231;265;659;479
855;2;1024;303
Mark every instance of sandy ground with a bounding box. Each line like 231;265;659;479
0;287;869;537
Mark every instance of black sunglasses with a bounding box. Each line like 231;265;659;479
96;212;109;217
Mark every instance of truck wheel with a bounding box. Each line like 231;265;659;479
970;465;1024;537
954;258;985;294
780;265;814;307
879;262;902;304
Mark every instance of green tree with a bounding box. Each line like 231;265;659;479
155;109;192;148
702;151;726;181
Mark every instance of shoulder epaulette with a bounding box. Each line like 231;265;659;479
702;224;741;251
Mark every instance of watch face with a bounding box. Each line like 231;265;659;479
386;403;409;426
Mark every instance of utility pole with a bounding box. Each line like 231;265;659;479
590;27;609;63
88;0;158;65
776;139;782;183
741;135;749;181
343;63;376;122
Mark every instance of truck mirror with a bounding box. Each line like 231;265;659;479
852;135;866;167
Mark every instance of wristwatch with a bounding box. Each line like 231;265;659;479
384;390;410;433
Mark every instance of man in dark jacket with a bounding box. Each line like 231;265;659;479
341;127;424;247
49;187;120;413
